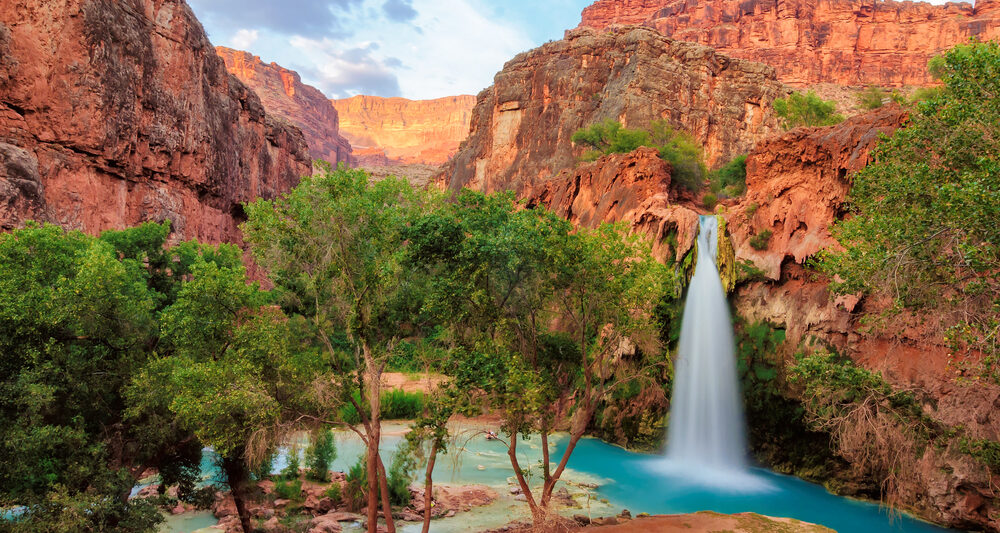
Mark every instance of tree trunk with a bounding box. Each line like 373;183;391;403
422;442;439;533
221;455;253;533
507;434;541;522
376;454;396;533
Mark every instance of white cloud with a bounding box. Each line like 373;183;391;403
229;29;260;50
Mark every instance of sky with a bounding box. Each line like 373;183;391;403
188;0;594;100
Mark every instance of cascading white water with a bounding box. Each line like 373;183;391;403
660;215;759;488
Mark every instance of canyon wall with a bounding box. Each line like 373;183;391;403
216;47;353;167
440;26;783;196
0;0;311;244
330;95;475;166
579;0;1000;87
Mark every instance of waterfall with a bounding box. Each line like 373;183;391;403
660;215;761;488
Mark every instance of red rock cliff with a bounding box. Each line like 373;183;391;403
0;0;311;243
330;95;475;166
440;26;784;196
579;0;1000;87
216;47;354;167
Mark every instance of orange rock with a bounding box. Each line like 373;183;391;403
440;26;783;195
216;47;354;167
578;0;1000;87
330;95;475;166
0;0;311;243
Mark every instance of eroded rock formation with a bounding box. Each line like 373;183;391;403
440;25;783;195
216;47;353;167
0;0;311;243
331;95;475;166
579;0;1000;87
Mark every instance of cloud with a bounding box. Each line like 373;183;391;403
187;0;363;39
382;0;418;22
289;38;402;98
229;29;260;50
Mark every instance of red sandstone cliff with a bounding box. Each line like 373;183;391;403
330;95;475;166
579;0;1000;87
0;0;311;244
216;47;353;167
440;26;783;196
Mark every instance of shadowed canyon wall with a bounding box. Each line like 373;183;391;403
579;0;1000;87
216;47;353;168
0;0;311;243
330;95;476;166
440;26;784;196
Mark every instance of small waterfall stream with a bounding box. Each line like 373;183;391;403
661;215;761;488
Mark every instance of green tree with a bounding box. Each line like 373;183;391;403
243;164;436;533
408;191;672;525
305;429;337;482
818;41;1000;380
773;90;844;128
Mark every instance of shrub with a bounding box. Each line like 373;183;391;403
749;229;772;250
343;456;367;512
305;429;336;482
324;483;342;503
340;389;425;423
274;479;303;501
773;91;844;128
709;154;747;196
702;192;718;209
251;449;276;481
571;119;648;161
745;202;759;217
387;449;415;507
281;444;301;480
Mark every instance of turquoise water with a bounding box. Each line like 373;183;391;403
151;424;958;533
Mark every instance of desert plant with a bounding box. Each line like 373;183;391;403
343;456;368;512
324;483;342;503
282;445;301;480
274;479;303;502
749;229;772;250
774;91;844;128
702;192;718;209
709;154;747;196
305;430;337;482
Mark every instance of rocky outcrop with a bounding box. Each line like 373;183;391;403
724;106;1000;530
726;104;909;280
440;26;783;195
0;0;311;243
578;0;1000;87
216;47;353;167
331;95;475;166
526;147;699;263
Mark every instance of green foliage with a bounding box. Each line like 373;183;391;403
343;456;368;512
324;483;342;503
958;437;1000;473
305;430;337;482
339;389;426;424
817;41;1000;382
571;120;706;190
282;445;302;480
773;90;845;129
749;229;772;250
387;448;415;507
702;192;718;209
856;86;906;110
274;479;304;501
709;154;748;197
745;202;759;217
251;449;276;481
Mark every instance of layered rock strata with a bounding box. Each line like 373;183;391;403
440;25;784;195
330;95;475;166
0;0;311;243
216;47;353;167
578;0;1000;87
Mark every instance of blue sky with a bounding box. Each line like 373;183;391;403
188;0;594;100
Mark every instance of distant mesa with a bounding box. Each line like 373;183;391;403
578;0;1000;87
331;95;476;167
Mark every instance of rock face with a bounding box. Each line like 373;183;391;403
0;0;311;243
330;95;475;166
216;47;353;167
579;0;1000;87
724;107;1000;530
526;147;700;263
440;26;783;195
726;104;909;280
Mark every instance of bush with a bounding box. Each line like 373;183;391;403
305;430;336;482
745;202;759;217
251;449;275;481
324;483;342;503
855;86;903;110
340;389;425;424
702;192;718;209
749;229;772;250
387;449;415;507
274;479;303;501
571;119;706;191
709;154;747;196
343;456;367;512
773;91;844;128
281;445;301;480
